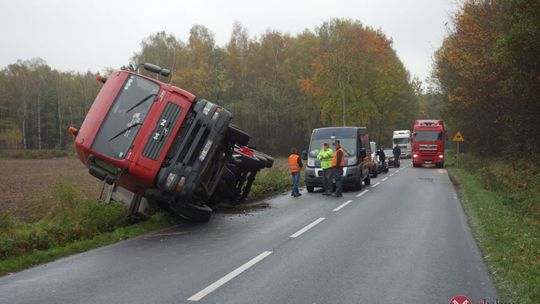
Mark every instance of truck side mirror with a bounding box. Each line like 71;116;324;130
302;150;308;160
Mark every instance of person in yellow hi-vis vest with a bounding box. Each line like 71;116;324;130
288;147;303;197
317;142;334;196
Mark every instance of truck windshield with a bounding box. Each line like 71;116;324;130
414;131;442;142
92;75;160;159
393;138;410;144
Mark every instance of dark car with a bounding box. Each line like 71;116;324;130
384;149;399;167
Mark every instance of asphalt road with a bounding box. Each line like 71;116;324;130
0;160;497;304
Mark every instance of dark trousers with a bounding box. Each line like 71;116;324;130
333;167;343;195
322;168;332;193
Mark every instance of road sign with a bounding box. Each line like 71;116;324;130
453;131;464;142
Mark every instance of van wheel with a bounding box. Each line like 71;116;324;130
306;186;314;193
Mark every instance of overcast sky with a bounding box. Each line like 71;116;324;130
0;0;458;83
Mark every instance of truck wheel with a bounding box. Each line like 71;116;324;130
226;125;250;146
253;150;274;168
235;150;261;171
306;186;314;193
413;163;420;168
178;203;212;222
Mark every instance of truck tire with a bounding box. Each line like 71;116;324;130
226;125;250;146
253;150;274;168
235;150;262;171
306;186;314;193
178;203;212;222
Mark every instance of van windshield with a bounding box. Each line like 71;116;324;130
308;128;359;157
414;131;443;142
92;75;160;159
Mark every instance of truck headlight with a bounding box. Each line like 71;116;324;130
438;154;444;159
413;154;418;158
202;102;213;115
165;173;179;190
347;156;358;166
308;158;315;167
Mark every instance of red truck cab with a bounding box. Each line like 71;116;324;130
73;66;234;214
411;120;447;168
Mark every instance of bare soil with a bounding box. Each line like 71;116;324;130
0;159;102;222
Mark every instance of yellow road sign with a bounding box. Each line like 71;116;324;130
453;131;464;142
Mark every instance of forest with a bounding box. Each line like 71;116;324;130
434;0;540;157
0;19;425;155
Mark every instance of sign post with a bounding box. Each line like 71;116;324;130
452;131;464;167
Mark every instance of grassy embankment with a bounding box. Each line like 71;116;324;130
446;152;539;303
0;154;293;276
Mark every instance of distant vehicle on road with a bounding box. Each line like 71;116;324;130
412;120;447;168
392;130;412;158
303;127;372;192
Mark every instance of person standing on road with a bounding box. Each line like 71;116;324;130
332;140;345;197
288;147;303;197
393;144;401;166
377;146;386;171
317;142;334;196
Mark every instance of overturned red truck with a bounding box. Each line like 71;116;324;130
69;63;272;221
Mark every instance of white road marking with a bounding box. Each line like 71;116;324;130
290;217;326;238
356;190;369;197
382;177;388;181
371;182;380;188
333;200;352;212
188;251;273;301
390;173;395;176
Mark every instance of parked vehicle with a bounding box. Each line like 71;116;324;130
303;127;371;192
384;149;399;168
392;130;412;158
369;141;378;177
411;120;447;168
69;63;272;221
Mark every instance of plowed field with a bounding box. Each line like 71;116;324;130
0;159;102;221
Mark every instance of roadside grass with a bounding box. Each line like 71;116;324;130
0;180;183;276
247;157;304;201
0;157;294;276
446;153;539;304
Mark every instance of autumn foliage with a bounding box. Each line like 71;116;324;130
1;19;420;155
434;0;540;156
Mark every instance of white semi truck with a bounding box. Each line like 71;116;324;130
392;130;412;158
